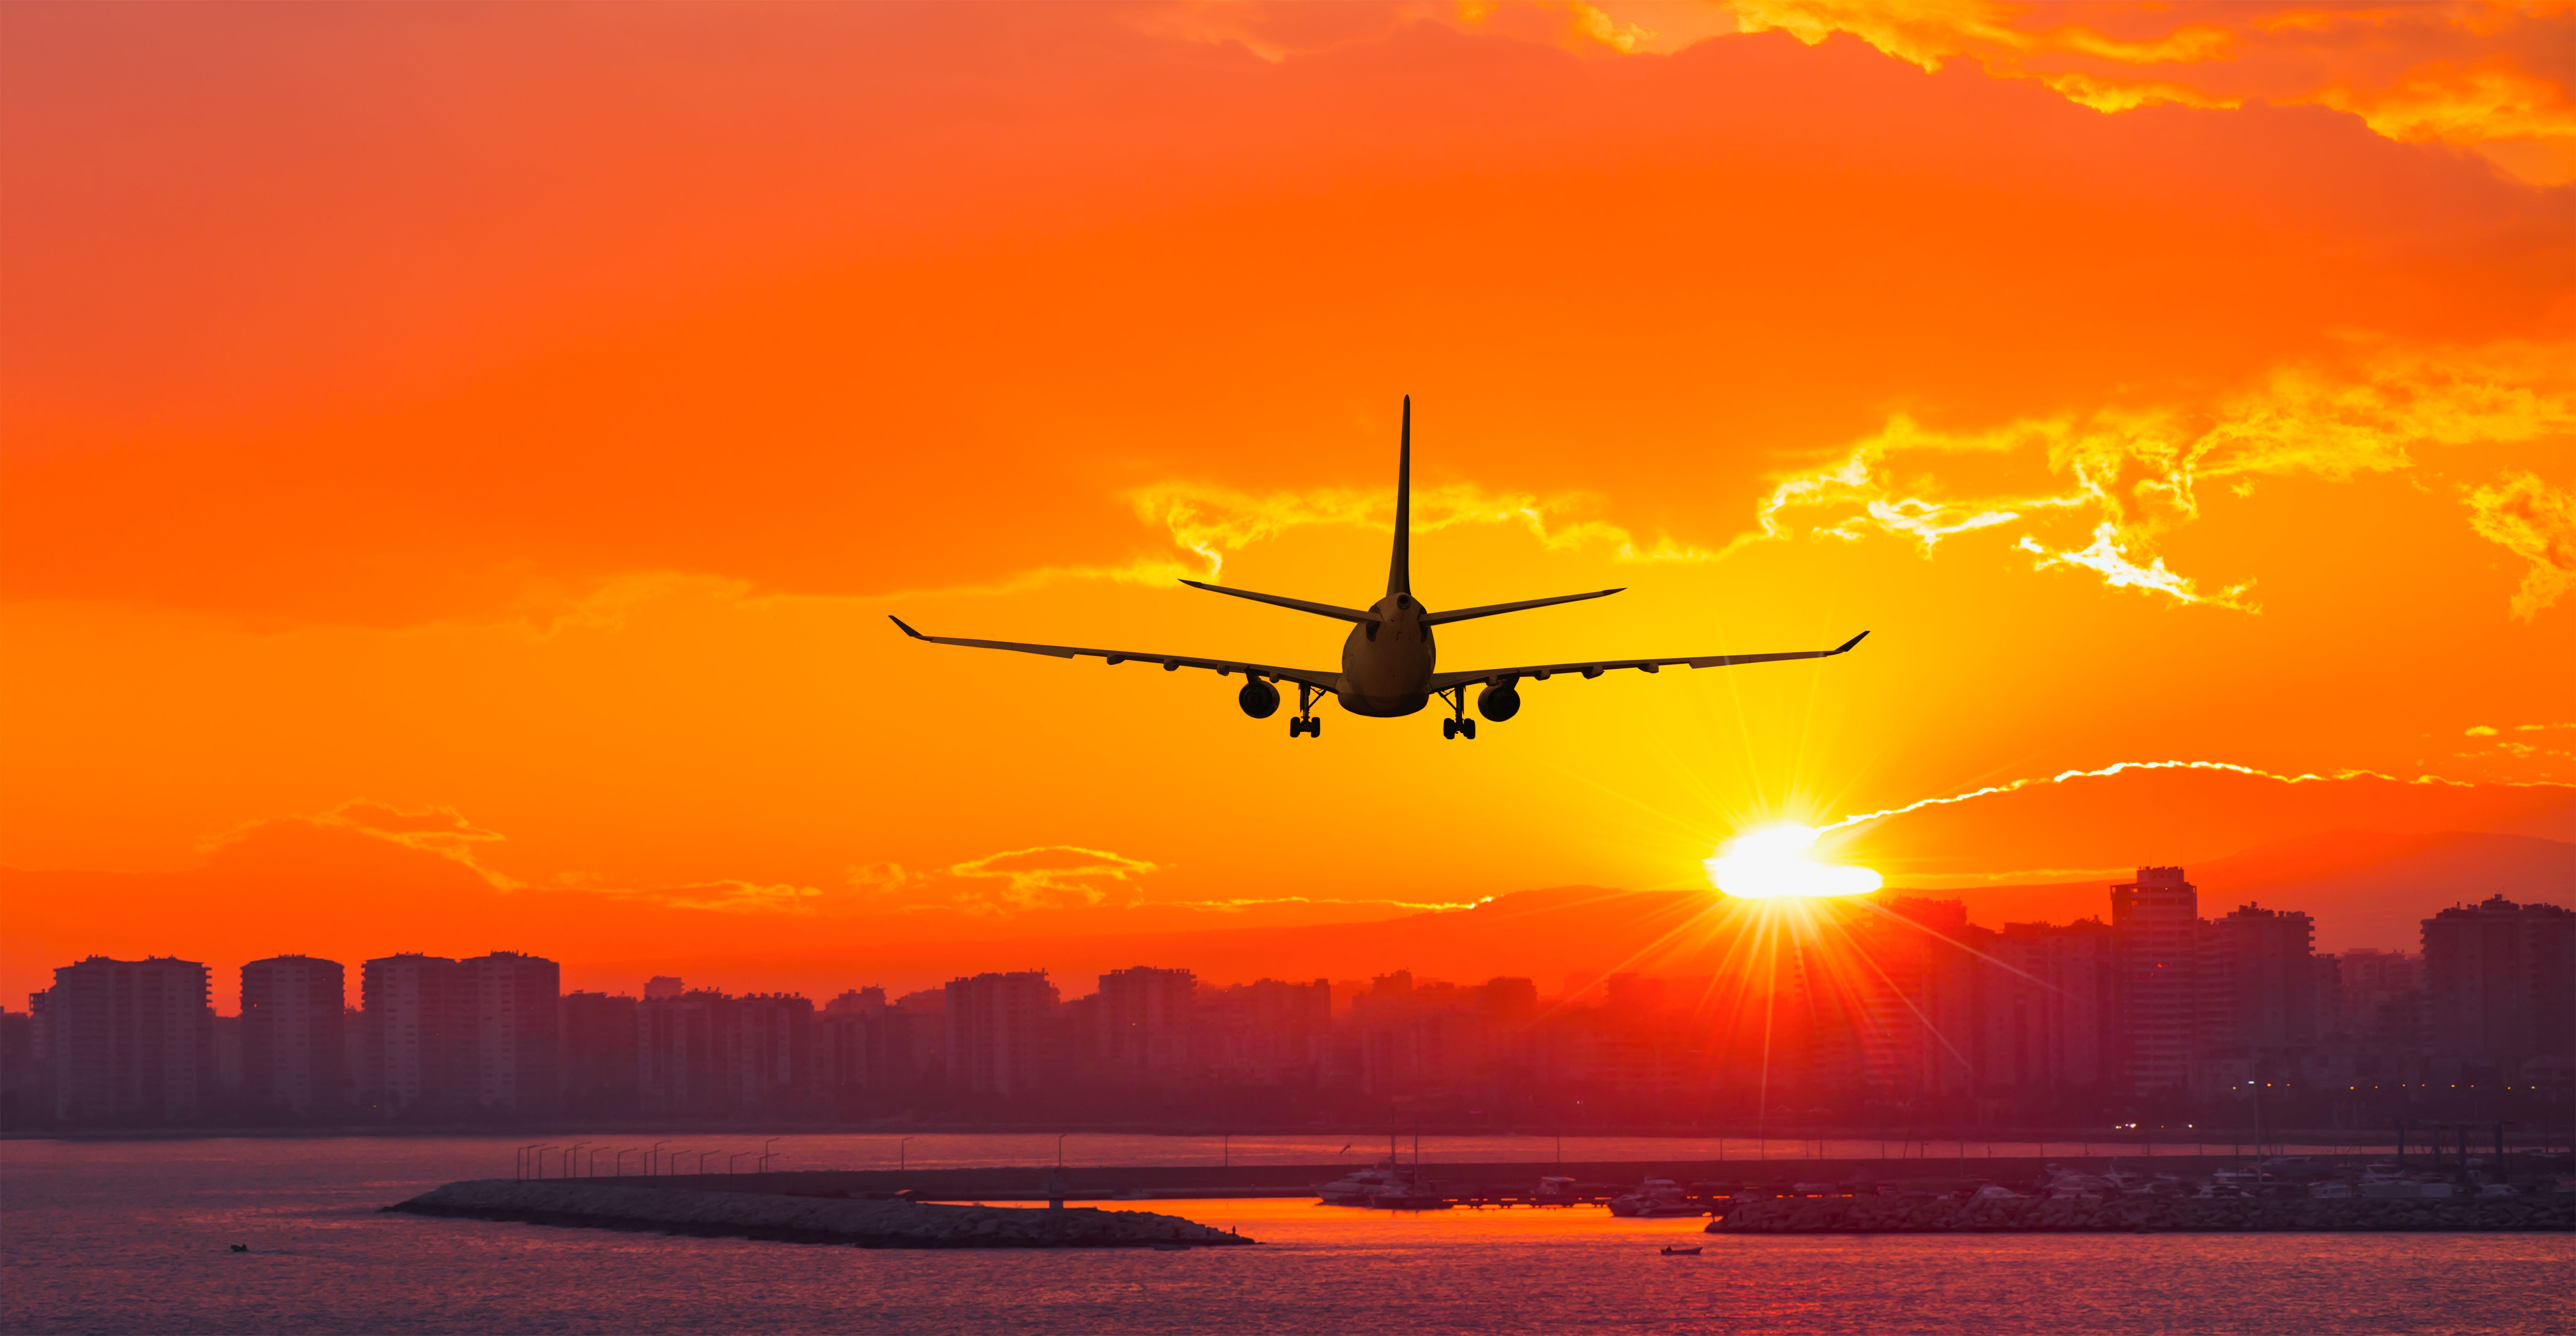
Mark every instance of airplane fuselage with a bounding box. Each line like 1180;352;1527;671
1337;592;1435;716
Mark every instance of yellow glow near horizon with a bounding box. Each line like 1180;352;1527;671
1704;822;1885;900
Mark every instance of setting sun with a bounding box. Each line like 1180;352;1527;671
1703;822;1884;900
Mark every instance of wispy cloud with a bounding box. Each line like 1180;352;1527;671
942;844;1164;912
1817;757;2520;836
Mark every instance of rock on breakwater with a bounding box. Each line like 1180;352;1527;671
1709;1194;2576;1234
389;1179;1253;1248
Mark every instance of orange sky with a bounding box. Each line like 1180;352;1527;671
2;1;2570;1007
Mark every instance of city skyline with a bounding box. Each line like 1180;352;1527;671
10;867;2567;1133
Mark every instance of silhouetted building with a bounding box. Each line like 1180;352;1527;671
2111;867;2199;1097
359;954;467;1116
945;971;1056;1097
38;955;214;1123
0;1006;40;1125
645;975;686;1000
819;988;921;1100
240;955;347;1116
461;952;560;1114
2421;896;2576;1082
1200;978;1332;1086
560;991;639;1115
639;989;728;1117
2329;947;2422;1046
2202;903;2317;1048
1098;966;1196;1078
1979;918;2117;1103
733;993;816;1111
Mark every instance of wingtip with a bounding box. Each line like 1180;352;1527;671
888;615;926;639
1836;630;1871;654
1178;578;1214;591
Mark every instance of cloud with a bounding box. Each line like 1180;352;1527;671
2464;469;2576;619
1130;478;1710;582
639;879;829;914
1820;757;2502;836
1735;341;2576;611
1165;894;1492;914
2466;724;2501;736
230;799;526;888
943;844;1164;912
1710;0;2576;184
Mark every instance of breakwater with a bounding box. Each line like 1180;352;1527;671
1709;1193;2576;1234
641;1156;2274;1202
388;1179;1253;1248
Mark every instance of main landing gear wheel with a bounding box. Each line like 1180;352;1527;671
1441;716;1477;740
1289;716;1322;738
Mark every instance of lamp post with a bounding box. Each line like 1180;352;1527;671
698;1150;715;1173
565;1142;589;1179
615;1148;632;1177
516;1143;541;1181
762;1137;780;1174
1057;1133;1068;1169
1222;1132;1230;1171
898;1137;913;1172
650;1140;670;1177
590;1147;605;1177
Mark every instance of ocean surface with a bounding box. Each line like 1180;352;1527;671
6;1135;2568;1336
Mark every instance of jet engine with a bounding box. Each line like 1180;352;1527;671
1476;683;1521;722
1238;678;1281;718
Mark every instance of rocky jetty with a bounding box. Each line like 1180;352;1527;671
1709;1193;2575;1234
390;1179;1253;1248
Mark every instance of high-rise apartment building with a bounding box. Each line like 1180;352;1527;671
2330;948;2422;1044
733;993;816;1112
38;956;214;1123
639;988;729;1117
945;971;1057;1097
240;955;347;1116
460;952;559;1114
2111;867;2199;1097
560;991;640;1115
2200;903;2318;1051
1097;966;1196;1078
359;953;466;1116
1979;919;2117;1101
2421;896;2576;1080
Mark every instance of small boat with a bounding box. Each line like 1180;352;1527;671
1660;1245;1703;1256
1609;1178;1708;1218
1320;1157;1414;1206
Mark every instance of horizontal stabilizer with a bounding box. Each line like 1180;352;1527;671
1179;580;1381;624
1421;588;1623;626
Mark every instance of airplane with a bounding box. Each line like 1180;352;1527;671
890;397;1868;739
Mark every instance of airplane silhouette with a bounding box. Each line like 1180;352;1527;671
891;397;1868;739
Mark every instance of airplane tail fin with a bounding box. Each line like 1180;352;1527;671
1388;395;1411;597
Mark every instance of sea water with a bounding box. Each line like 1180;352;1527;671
5;1136;2567;1335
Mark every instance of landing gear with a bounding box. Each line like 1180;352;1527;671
1288;684;1325;738
1437;688;1477;740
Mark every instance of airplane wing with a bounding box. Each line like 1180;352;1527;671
888;617;1342;692
1426;631;1868;690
